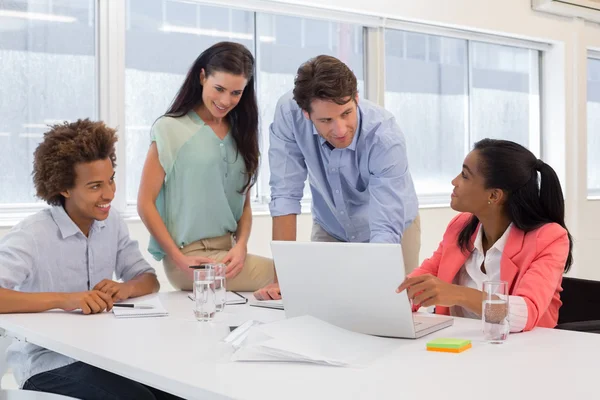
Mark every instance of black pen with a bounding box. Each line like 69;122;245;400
231;291;249;304
113;304;155;309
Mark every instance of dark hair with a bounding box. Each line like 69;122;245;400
458;139;573;272
293;55;358;113
33;119;117;206
166;41;258;192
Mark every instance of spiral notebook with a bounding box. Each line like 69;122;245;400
187;291;248;305
112;295;169;318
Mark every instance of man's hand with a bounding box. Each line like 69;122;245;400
59;291;114;314
222;243;247;280
93;279;133;302
253;283;281;300
396;274;462;308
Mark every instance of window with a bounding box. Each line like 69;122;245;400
385;30;540;202
125;0;254;203
255;13;364;203
588;56;600;196
124;1;365;207
0;0;96;204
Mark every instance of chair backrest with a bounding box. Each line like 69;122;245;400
401;213;421;276
557;276;600;325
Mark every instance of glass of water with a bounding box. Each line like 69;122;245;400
209;263;227;312
193;266;215;321
482;281;509;344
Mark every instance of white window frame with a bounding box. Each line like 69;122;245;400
586;49;600;200
0;0;553;225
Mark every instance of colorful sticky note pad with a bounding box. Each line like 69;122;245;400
426;338;472;353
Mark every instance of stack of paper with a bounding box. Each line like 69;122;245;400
230;315;396;367
426;338;472;353
112;295;169;318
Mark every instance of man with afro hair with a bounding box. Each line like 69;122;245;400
0;120;179;399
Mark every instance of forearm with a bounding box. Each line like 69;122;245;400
235;195;253;246
271;214;297;283
0;288;65;313
455;286;484;317
123;273;160;298
272;214;297;241
138;200;182;261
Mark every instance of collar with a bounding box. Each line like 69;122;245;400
51;206;106;239
187;109;205;126
473;223;513;254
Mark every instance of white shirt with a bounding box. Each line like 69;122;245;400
452;223;528;332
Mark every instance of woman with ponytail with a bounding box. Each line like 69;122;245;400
397;139;573;332
138;42;273;291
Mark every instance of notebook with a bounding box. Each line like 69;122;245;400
187;291;248;305
248;297;284;310
112;295;169;318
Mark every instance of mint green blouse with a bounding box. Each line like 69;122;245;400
148;110;248;261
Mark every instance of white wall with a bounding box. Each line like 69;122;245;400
1;0;599;287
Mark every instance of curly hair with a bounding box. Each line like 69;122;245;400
293;55;358;113
33;119;118;206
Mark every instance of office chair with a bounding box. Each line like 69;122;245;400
555;276;600;333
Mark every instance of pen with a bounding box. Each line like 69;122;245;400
113;304;155;309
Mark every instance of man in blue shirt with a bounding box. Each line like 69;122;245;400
0;120;178;399
254;55;419;300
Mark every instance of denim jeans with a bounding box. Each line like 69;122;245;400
23;362;183;400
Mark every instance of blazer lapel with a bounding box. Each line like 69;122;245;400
500;227;525;292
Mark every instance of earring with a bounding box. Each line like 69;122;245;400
487;201;492;205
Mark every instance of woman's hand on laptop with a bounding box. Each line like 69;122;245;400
253;283;281;300
396;274;461;308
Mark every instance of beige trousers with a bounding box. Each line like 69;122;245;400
163;234;274;291
311;214;422;276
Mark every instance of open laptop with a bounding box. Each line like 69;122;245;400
271;241;453;339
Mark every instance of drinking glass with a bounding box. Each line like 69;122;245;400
482;281;509;344
194;266;216;321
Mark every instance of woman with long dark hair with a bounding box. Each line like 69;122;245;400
397;139;573;332
138;42;273;291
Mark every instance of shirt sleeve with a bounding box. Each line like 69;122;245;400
367;118;418;243
509;295;529;332
0;227;36;289
151;118;177;180
114;215;156;282
268;98;308;217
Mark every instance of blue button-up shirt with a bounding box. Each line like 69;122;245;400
268;91;418;243
0;206;155;387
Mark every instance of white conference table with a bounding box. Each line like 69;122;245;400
0;291;598;400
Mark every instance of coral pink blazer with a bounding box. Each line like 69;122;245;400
409;213;570;331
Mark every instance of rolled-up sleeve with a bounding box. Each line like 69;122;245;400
367;118;418;243
268;99;308;217
0;228;35;289
114;216;156;282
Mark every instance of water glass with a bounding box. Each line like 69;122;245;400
482;281;509;344
210;263;227;312
194;267;216;321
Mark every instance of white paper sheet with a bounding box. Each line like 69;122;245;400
231;315;396;367
112;295;169;318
